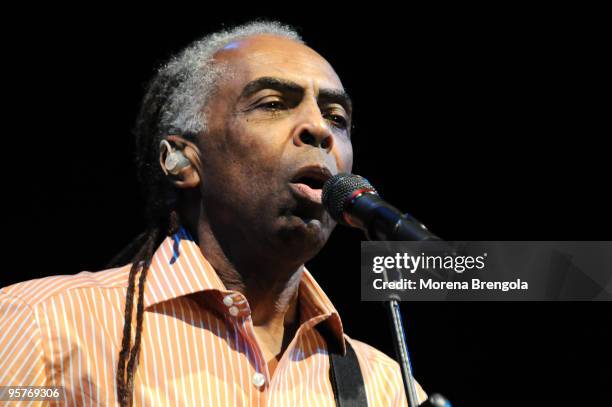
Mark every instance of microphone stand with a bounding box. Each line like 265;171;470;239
383;285;450;407
372;214;452;407
385;293;421;406
322;173;451;406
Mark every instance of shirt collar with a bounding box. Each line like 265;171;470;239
139;226;346;353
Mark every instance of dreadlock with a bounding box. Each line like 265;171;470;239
114;67;185;406
109;21;302;407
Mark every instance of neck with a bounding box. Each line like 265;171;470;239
188;210;305;330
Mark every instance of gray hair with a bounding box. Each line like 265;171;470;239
155;21;302;136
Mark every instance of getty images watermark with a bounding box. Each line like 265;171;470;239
361;242;612;301
370;251;529;291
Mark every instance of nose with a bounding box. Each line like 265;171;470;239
291;106;334;152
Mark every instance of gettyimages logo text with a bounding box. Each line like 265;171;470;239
372;252;488;274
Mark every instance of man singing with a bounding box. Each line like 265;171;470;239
0;21;426;406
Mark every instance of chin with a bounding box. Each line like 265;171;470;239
275;216;332;260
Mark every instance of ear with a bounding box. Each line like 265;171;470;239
159;135;202;189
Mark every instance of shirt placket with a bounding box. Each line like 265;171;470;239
220;292;271;407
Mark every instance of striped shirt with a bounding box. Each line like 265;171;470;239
1;227;422;406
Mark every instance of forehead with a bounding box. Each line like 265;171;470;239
213;34;344;92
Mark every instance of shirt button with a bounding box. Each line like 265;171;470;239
223;295;234;307
252;372;266;388
229;306;239;317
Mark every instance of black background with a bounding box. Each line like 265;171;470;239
4;6;611;406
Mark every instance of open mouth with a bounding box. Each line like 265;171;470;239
289;166;333;204
292;175;326;190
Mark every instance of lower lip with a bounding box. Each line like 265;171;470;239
289;183;323;204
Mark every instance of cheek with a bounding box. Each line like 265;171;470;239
334;138;354;173
225;118;287;177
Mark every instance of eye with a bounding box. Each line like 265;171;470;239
325;113;349;129
258;100;287;111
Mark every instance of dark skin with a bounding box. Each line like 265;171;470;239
160;34;353;376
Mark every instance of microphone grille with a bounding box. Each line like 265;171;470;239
322;173;378;222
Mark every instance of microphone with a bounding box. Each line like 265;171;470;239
322;173;440;241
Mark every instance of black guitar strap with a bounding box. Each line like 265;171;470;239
317;324;368;407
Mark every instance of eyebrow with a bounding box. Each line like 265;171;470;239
239;76;353;117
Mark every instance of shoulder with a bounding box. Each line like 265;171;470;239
346;335;428;405
0;265;131;310
346;335;399;367
0;265;132;385
346;335;405;383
